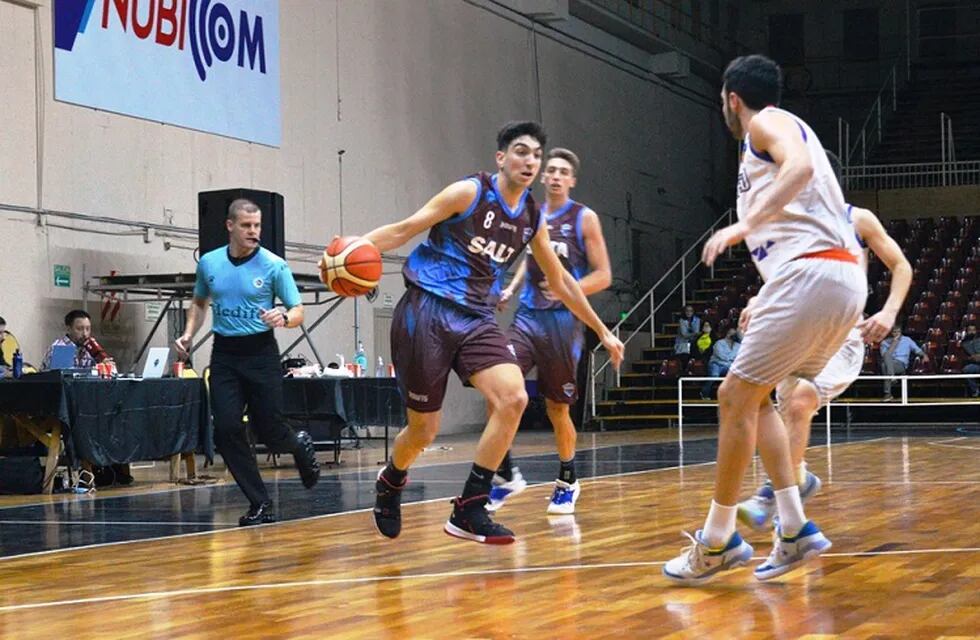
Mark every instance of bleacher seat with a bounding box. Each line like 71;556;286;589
941;354;964;374
686;359;706;377
657;359;680;380
933;314;957;333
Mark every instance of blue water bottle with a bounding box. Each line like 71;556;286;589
12;349;23;379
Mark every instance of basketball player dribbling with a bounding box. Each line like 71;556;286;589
737;151;912;530
359;122;624;545
487;147;612;516
664;55;867;584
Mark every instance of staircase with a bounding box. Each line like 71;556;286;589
870;61;980;164
588;210;762;430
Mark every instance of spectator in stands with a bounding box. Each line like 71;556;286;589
673;305;701;364
962;325;980;398
694;321;713;361
701;327;740;399
880;324;927;400
42;309;99;370
0;316;8;377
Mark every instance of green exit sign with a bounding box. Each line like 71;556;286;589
53;264;71;288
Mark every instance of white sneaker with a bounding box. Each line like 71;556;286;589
485;467;527;512
546;479;581;514
754;520;832;581
662;530;754;586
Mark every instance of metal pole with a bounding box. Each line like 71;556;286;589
861;130;866;164
876;97;882;143
941;113;947;186
650;291;656;348
677;376;684;450
614;327;621;388
892;67;897;112
589;352;596;418
681;255;686;307
825;401;831;449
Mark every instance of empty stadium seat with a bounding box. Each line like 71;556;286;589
657;359;680;379
933;314;957;333
941;354;964;374
686;359;706;377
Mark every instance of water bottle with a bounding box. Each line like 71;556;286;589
12;350;23;379
354;342;368;377
375;356;385;378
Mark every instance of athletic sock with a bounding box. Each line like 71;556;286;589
496;451;514;481
462;463;495;500
702;500;737;548
774;485;807;536
381;461;407;487
558;457;576;484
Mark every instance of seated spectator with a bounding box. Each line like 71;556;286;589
40;310;131;485
0;315;8;378
701;327;740;399
673;305;701;365
961;325;980;398
880;324;927;400
42;309;110;370
693;322;713;361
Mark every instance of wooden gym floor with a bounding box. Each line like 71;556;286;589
0;428;976;638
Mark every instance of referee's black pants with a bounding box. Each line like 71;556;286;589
210;332;298;507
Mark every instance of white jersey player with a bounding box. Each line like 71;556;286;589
664;54;867;586
738;151;913;530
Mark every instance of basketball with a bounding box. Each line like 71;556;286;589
319;236;383;297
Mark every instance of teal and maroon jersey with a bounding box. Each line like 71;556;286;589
519;200;590;311
403;172;541;314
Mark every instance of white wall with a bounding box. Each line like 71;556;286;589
0;0;729;432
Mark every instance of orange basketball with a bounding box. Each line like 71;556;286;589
319;236;382;297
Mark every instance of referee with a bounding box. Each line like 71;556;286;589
175;198;320;526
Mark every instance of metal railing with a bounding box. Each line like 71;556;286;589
941;112;956;166
842;160;980;190
837;53;909;167
587;208;735;419
677;373;980;449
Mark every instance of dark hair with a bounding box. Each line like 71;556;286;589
496;121;547;151
228;198;261;221
824;149;843;185
64;309;91;326
547;148;581;176
722;55;782;111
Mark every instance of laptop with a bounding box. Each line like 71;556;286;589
140;347;170;379
49;344;78;370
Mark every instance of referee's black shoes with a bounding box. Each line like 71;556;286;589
239;501;276;526
293;430;321;489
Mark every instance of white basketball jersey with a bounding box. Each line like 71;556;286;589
736;107;860;282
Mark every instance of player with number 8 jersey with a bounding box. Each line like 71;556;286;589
352;121;624;546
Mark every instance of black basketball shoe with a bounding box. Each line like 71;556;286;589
374;467;406;539
293;430;320;489
443;495;516;544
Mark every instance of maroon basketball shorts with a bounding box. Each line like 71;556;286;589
390;286;519;412
507;307;584;404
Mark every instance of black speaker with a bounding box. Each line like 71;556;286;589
198;188;286;258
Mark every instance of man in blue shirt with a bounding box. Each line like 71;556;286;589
701;328;740;399
880;324;927;400
175;198;319;526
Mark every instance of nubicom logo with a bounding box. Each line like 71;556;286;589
55;0;268;82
